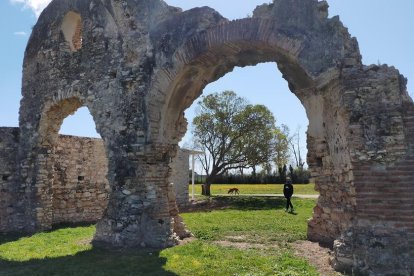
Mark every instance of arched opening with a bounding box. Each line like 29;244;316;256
37;98;110;228
160;42;314;145
59;106;100;138
158;20;355;247
179;62;309;188
175;61;314;236
181;62;308;158
61;11;83;52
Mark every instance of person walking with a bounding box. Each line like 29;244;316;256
283;178;294;212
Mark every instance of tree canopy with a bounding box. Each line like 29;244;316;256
192;91;288;195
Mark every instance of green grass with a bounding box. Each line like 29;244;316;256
0;226;94;261
182;197;316;243
189;183;318;195
162;241;318;276
0;198;319;275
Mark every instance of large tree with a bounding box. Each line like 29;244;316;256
192;91;276;196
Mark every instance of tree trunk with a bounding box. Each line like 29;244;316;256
202;182;212;196
201;175;216;196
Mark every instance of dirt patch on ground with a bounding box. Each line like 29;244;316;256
180;198;232;212
292;240;343;276
181;197;344;275
214;235;279;250
214;240;279;250
76;237;92;246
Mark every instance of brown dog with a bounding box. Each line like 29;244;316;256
227;188;240;195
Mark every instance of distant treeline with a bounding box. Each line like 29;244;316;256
190;165;311;184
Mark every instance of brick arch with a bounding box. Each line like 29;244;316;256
157;18;321;144
153;14;359;246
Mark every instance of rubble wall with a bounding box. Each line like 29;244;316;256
52;135;110;224
0;128;19;231
0;130;191;228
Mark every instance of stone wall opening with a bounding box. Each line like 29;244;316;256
171;57;346;241
175;61;313;240
36;97;110;228
61;11;83;52
180;61;308;161
158;26;355;247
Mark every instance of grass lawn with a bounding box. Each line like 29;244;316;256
189;183;318;195
0;197;319;275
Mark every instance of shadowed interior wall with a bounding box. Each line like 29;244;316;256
0;128;19;231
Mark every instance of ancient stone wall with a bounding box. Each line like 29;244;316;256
304;81;356;245
0;128;192;228
331;65;414;275
52;135;110;225
0;128;19;231
0;130;110;229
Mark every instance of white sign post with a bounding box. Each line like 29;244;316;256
189;150;204;201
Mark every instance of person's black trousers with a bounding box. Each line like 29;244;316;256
286;197;293;210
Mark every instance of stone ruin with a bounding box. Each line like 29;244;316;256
0;130;190;227
0;0;413;274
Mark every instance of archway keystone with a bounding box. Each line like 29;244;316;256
1;0;412;274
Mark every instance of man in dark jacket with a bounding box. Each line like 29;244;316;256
283;178;294;212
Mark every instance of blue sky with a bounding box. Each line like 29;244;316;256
1;0;413;164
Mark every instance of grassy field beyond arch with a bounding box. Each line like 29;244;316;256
0;197;320;275
189;183;318;195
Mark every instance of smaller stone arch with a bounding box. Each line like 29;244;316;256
24;96;111;230
39;97;83;147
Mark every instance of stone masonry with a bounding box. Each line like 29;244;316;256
0;129;110;227
0;129;190;226
0;0;413;274
0;128;19;232
52;135;110;225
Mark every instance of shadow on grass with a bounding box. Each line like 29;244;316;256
0;247;176;276
0;232;29;246
216;196;286;210
185;196;287;212
0;223;96;246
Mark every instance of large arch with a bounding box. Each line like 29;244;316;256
2;0;412;274
150;3;360;247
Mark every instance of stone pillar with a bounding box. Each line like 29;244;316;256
93;143;187;248
302;88;356;246
330;66;414;275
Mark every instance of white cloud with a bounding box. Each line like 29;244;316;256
14;31;28;36
10;0;52;17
